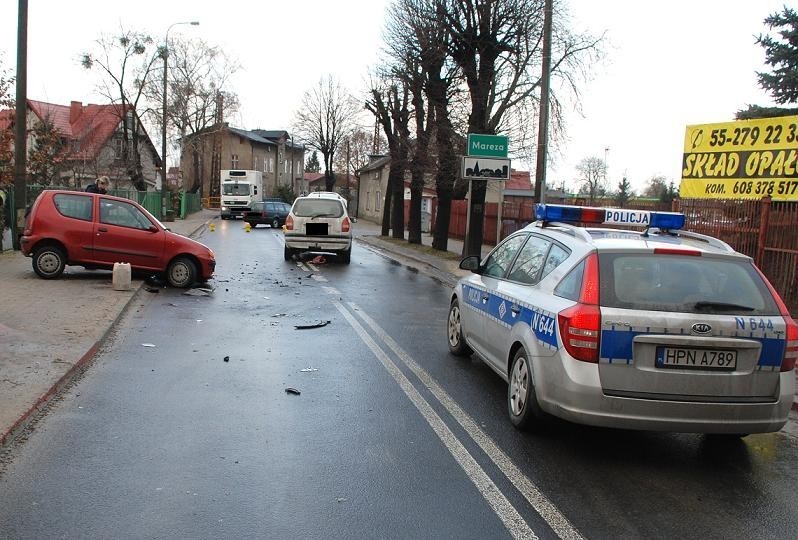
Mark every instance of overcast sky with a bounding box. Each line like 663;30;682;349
0;0;786;194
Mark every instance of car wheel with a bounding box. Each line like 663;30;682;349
32;245;66;279
166;257;197;288
284;246;294;261
272;217;280;229
339;247;351;264
508;348;545;430
447;298;472;356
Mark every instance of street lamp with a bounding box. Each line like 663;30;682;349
161;20;199;219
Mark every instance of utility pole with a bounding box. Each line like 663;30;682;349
533;0;553;204
12;0;28;250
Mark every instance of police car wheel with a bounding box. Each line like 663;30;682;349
284;246;294;261
447;298;472;356
508;348;545;430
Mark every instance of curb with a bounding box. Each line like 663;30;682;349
357;235;461;289
0;284;145;450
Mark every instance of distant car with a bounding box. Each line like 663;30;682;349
243;200;292;228
448;203;797;436
283;192;352;263
21;190;216;288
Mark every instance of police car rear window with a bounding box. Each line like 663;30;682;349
293;199;344;218
598;254;779;315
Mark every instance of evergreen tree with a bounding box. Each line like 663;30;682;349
615;176;633;207
304;150;320;173
757;7;798;105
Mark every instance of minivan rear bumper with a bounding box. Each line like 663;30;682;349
284;233;352;252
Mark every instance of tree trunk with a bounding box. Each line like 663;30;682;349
408;168;423;244
381;181;392;236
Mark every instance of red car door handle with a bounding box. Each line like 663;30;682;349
97;227;108;233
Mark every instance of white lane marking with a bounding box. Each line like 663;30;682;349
322;286;341;295
311;274;328;282
349;302;584;540
307;262;319;271
295;261;310;271
333;301;537;540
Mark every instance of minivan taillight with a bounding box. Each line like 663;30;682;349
285;215;294;231
342;217;351;233
557;253;601;363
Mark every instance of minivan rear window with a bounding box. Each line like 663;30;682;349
599;254;779;315
293;199;344;218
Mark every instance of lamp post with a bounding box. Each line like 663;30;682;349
161;20;199;219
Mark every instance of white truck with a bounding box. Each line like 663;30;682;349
219;170;264;219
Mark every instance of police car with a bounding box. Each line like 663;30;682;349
447;204;797;435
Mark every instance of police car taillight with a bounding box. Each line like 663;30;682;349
557;253;601;363
753;264;798;372
535;204;685;230
285;215;294;231
342;216;351;233
783;319;798;372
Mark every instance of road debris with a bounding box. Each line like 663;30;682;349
183;288;212;297
223;356;230;362
300;368;319;373
142;343;156;348
144;287;160;293
294;320;331;330
285;387;301;395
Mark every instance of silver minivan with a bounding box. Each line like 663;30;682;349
283;192;353;263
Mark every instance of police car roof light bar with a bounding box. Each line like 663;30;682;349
535;204;685;230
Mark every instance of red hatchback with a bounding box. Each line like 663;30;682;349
21;190;215;288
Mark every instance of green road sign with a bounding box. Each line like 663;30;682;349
467;134;509;158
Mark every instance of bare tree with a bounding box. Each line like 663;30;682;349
575;156;607;204
366;75;411;237
0;56;16;189
383;0;463;249
82;29;161;190
144;37;240;194
294;76;361;191
443;0;602;255
333;128;378;177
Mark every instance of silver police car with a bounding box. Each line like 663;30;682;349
447;204;797;435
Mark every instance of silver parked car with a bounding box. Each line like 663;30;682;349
447;204;797;435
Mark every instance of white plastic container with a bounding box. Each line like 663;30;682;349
112;262;132;291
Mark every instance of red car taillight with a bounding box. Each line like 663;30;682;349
557;253;601;363
754;264;798;372
342;217;351;233
285;215;294;231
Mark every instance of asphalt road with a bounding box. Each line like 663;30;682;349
1;219;798;539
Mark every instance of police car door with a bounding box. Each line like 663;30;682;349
486;235;559;371
467;233;528;372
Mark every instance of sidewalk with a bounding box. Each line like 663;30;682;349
2;212;797;449
0;209;216;448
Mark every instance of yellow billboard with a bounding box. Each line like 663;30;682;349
680;116;798;200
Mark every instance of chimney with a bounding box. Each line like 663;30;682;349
69;101;82;124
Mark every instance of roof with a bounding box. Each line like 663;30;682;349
304;172;325;184
228;126;276;147
506;170;532;191
27;99;129;161
252;129;289;141
357;155;390;173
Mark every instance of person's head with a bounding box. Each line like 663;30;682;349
97;176;109;191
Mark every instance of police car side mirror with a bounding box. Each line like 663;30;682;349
459;255;481;273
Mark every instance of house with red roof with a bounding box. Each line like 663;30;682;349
0;99;161;190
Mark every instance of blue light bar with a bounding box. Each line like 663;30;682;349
535;204;684;230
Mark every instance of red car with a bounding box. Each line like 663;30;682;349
21;190;215;288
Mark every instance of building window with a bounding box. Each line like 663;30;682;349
268;158;273;173
376;190;380;211
231;154;239;169
366;191;370;211
263;157;267;173
114;138;123;159
284;160;288;174
296;161;301;176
